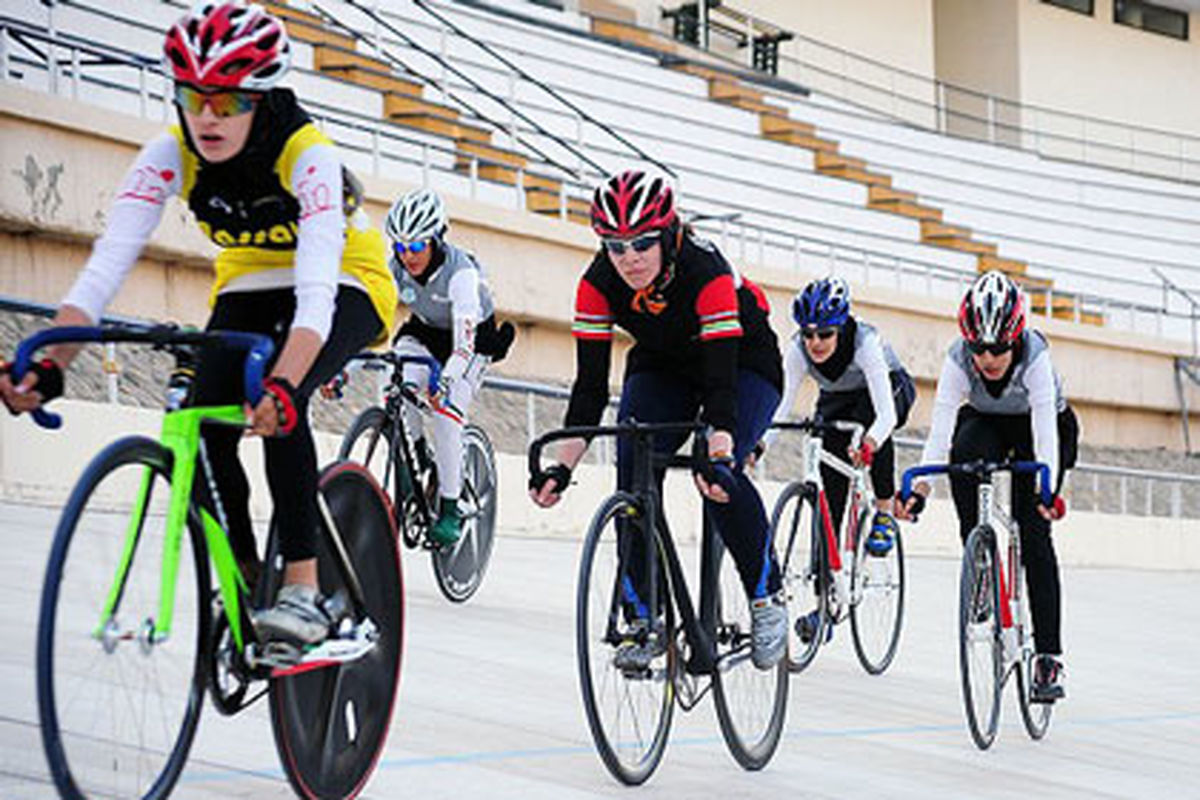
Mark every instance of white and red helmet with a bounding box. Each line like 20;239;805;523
164;2;291;91
590;170;677;239
959;270;1026;346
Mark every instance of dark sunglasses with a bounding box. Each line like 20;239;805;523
603;233;659;256
967;340;1013;356
393;240;430;257
801;327;838;341
174;84;261;117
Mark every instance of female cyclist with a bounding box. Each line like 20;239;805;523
0;2;397;649
528;169;788;669
898;270;1078;702
376;187;513;545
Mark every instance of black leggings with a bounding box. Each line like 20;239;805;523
190;287;381;563
949;405;1079;655
817;369;915;535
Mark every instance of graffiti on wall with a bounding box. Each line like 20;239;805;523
12;155;65;220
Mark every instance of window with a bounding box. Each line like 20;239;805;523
1114;0;1189;40
1042;0;1094;15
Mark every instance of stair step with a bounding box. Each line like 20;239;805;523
263;2;324;27
978;254;1028;276
764;130;839;152
709;79;763;104
1080;310;1104;326
314;46;422;96
817;163;892;187
666;61;729;82
1014;274;1054;290
815;152;867;172
872;199;942;222
527;188;590;222
275;14;356;50
868;185;918;205
383;93;459;122
592;18;673;52
927;236;998;257
393;113;489;142
719;96;788;117
760;115;815;138
457;139;527;168
920;220;972;240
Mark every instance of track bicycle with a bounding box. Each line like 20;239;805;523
337;351;497;603
769;418;905;674
900;460;1055;750
529;421;788;786
18;324;403;800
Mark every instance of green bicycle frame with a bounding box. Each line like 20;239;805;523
94;404;252;649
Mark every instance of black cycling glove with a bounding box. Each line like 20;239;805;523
530;463;572;496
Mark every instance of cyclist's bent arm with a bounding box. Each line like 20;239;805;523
860;334;896;448
444;267;482;386
1026;352;1060;499
762;337;808;450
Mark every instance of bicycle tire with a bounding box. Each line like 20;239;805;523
432;425;497;603
38;436;210;800
850;510;906;675
576;493;674;786
773;482;828;673
270;462;403;800
959;525;1003;750
711;541;788;770
1015;564;1053;740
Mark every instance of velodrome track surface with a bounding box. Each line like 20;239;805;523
0;500;1197;799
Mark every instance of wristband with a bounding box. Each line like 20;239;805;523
262;376;299;435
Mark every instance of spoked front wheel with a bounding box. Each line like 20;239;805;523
432;425;497;603
270;463;403;800
773;482;827;673
711;540;788;770
576;494;674;786
959;525;1003;750
850;511;905;675
37;436;210;800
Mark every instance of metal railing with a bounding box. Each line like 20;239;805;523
3;9;1199;342
661;3;1200;184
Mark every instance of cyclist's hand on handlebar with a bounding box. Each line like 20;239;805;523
894;483;929;521
319;370;348;400
247;377;298;438
693;429;736;504
1038;495;1067;521
529;463;572;508
848;436;877;468
0;358;64;415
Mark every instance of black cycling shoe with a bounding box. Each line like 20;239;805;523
1031;654;1066;703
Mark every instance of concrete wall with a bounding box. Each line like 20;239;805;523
3;401;1196;570
1;82;1197;450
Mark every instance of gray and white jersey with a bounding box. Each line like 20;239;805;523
919;329;1066;487
948;330;1066;416
392;241;495;330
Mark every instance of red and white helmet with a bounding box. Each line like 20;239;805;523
164;2;291;91
958;270;1026;346
590;170;677;239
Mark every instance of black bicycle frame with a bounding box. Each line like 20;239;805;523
530;421;725;676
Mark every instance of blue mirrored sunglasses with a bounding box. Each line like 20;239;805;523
603;233;659;256
393;239;430;257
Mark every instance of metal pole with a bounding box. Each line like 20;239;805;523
421;143;431;188
699;0;709;50
469;156;479;199
104;344;119;404
139;66;148;118
525;391;535;448
987;95;995;144
0;26;9;83
70;46;80;99
371;127;380;176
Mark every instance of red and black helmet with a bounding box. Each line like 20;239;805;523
958;270;1026;346
164;2;291;91
590;170;677;239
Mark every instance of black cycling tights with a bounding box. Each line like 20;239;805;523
190;287;381;563
949;405;1079;655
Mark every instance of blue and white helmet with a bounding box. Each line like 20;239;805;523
385;188;447;244
793;276;851;328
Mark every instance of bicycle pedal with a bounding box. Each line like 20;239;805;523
256;640;304;669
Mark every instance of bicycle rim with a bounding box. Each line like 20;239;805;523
711;544;788;771
339;407;394;500
959;526;1002;750
775;484;827;673
1016;567;1053;740
433;426;496;603
271;463;403;800
850;514;905;675
37;437;209;800
576;494;674;786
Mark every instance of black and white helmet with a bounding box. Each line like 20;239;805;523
385;188;447;243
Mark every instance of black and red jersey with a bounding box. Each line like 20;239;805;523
565;231;782;432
